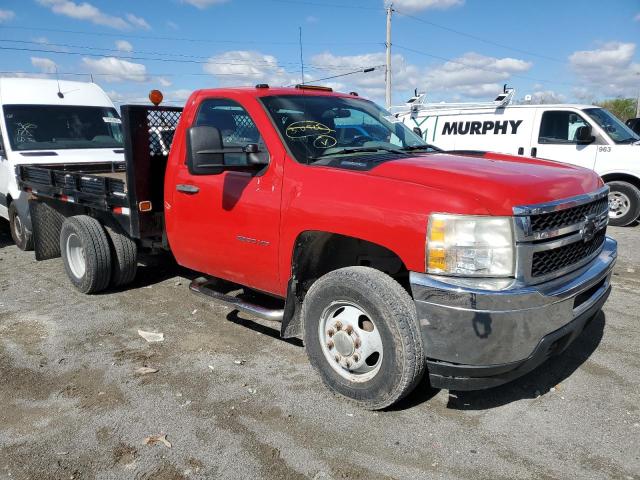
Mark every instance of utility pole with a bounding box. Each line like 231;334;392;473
385;3;392;109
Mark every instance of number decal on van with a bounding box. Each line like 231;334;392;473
598;146;611;153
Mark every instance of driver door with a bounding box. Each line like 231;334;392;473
169;97;284;295
531;109;599;170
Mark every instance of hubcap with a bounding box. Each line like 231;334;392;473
608;191;631;219
13;214;23;241
66;233;86;279
318;302;383;383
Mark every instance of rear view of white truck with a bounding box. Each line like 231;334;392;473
0;78;124;249
397;89;640;226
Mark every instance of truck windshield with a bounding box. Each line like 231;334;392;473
3;104;124;151
583;108;639;144
260;95;432;164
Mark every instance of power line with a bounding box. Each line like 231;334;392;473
267;0;381;10
0;25;377;46
394;44;580;88
392;8;565;64
0;39;364;71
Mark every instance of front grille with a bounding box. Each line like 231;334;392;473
530;197;608;233
531;230;606;277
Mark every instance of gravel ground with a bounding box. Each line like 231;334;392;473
0;219;638;480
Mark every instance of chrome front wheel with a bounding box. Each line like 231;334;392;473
319;302;384;383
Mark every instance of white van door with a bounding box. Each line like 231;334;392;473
530;108;599;170
0;134;9;219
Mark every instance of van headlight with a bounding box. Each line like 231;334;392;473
427;214;515;277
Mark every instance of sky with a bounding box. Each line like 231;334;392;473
0;0;639;107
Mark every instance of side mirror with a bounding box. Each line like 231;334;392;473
576;125;595;144
413;127;423;137
187;125;225;175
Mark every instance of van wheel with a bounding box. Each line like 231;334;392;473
9;203;33;251
607;181;640;227
302;266;425;410
105;226;138;287
60;216;112;294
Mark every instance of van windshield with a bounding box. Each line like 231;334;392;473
260;95;433;164
583;108;639;144
3;104;124;151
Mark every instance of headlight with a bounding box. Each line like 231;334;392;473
427;214;515;277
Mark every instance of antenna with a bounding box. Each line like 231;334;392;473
298;26;304;85
55;66;64;98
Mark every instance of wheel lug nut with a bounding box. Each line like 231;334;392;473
327;328;335;337
354;339;361;348
335;355;341;363
335;321;342;330
345;325;353;334
353;354;359;362
345;360;351;369
327;340;334;349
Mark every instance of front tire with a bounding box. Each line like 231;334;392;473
9;203;33;251
302;267;425;410
60;216;112;294
607;181;640;227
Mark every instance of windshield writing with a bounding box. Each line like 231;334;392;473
261;95;432;164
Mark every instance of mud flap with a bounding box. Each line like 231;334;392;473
29;200;66;260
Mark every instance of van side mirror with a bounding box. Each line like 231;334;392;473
576;125;595;144
413;127;423;137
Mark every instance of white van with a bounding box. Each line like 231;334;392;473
397;92;640;226
0;78;124;249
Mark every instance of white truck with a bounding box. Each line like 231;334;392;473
396;89;640;226
0;78;124;249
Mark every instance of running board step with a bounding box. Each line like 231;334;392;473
189;277;284;322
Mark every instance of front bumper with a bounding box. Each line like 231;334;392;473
410;237;617;391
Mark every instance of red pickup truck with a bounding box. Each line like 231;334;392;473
18;85;617;409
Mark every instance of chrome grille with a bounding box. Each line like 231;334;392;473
513;186;609;284
530;197;608;233
531;230;606;277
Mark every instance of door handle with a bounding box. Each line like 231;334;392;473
530;147;537;157
176;184;199;194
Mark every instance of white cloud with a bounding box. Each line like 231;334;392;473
203;50;298;86
306;15;318;23
37;1;150;30
0;9;15;22
125;13;150;30
390;0;464;13
157;77;172;87
182;0;229;8
166;20;179;30
82;57;148;82
31;57;58;74
115;40;133;52
569;42;640;97
33;36;50;44
634;12;640;22
527;90;567;104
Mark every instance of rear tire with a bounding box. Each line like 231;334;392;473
9;203;33;251
60;216;112;294
607;181;640;227
302;266;425;410
105;226;138;287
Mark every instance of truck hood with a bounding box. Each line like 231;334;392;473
368;152;603;216
9;147;124;166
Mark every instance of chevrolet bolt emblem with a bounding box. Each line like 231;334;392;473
581;214;597;243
